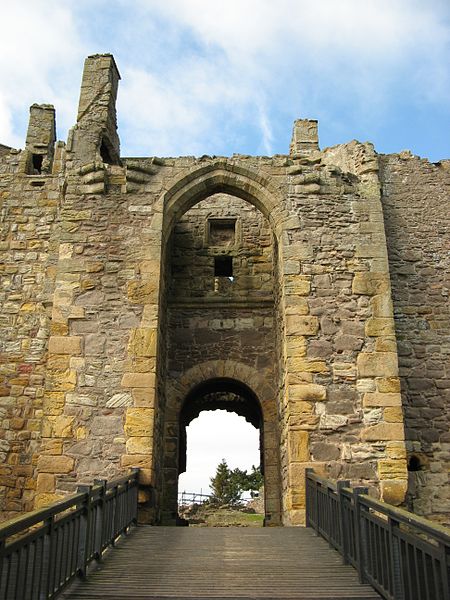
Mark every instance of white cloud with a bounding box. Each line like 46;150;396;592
0;1;87;147
1;0;448;155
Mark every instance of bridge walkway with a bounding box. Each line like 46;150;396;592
65;525;381;600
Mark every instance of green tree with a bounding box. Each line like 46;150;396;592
230;465;263;497
210;459;241;505
210;460;263;504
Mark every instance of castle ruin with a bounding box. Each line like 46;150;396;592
0;54;448;526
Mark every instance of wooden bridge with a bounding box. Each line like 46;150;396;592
63;526;380;599
1;470;449;600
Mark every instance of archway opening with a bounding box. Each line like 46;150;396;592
177;378;264;526
157;180;282;525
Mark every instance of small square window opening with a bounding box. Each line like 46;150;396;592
214;256;233;278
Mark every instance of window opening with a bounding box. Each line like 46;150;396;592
100;138;114;164
408;455;423;472
214;255;233;278
208;219;236;247
32;154;43;174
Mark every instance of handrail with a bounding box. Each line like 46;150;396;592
0;468;139;599
308;471;450;545
305;469;450;600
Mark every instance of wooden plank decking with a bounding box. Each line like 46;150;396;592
65;526;381;600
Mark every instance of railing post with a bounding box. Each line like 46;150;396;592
305;468;314;528
353;486;368;584
77;484;92;579
439;542;450;600
130;468;139;525
337;479;350;564
94;479;107;560
43;514;56;599
388;515;404;600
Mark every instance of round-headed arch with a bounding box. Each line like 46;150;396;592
165;359;277;424
161;160;284;237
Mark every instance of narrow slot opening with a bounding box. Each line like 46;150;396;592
32;154;43;174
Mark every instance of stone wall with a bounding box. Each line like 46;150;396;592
0;147;59;517
380;153;450;526
0;53;447;527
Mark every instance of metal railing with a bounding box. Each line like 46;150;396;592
0;469;139;600
306;469;450;600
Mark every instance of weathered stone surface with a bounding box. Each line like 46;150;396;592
357;352;398;377
124;408;154;437
121;372;156;388
286;315;319;336
48;336;82;355
288;384;326;402
37;455;74;474
363;392;402;407
361;423;405;441
380;480;408;506
288;431;309;462
1;53;446;527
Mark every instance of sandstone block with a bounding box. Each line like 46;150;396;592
138;468;155;486
34;493;65;509
48;336;82;355
128;328;157;357
127;280;158;304
106;392;132;408
363;392;402;407
361;422;405;441
383;406;403;422
121;372;156;388
311;442;340;461
285;336;307;358
287;509;306;526
378;459;408;480
287;358;328;373
380;479;407;506
124;408;154;437
385;442;407;460
374;338;397;352
289;401;314;415
370;294;393;317
52;416;75;438
37;455;74;474
283;274;311;296
365;317;395;337
288;431;309;462
357;352;398;377
376;377;401;393
121;454;152;469
36;473;55;493
91;416;123;436
352;272;389;295
286;316;319;336
126;436;152;454
288;384;326;401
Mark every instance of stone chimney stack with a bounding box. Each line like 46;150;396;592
23;104;56;174
68;54;121;166
290;119;319;155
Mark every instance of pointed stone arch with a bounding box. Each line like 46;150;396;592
160;160;285;237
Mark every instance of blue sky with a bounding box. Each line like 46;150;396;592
1;0;450;161
1;1;449;493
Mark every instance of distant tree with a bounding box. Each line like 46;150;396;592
210;460;263;504
210;459;241;504
232;465;263;497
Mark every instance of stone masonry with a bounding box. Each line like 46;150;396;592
0;54;448;526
